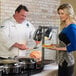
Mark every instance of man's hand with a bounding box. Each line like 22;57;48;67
12;43;28;50
19;44;29;50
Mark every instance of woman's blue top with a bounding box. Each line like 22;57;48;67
59;24;76;52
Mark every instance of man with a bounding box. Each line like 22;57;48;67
0;4;35;58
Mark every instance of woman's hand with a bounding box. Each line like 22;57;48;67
48;44;66;51
42;44;58;50
48;46;59;50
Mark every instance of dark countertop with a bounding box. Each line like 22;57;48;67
2;68;43;76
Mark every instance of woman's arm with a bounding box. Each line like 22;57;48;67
55;47;66;51
48;44;66;51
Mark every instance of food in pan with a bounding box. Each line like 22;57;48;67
30;51;42;61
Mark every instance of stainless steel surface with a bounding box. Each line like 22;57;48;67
0;58;43;76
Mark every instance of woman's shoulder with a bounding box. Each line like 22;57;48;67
68;23;76;29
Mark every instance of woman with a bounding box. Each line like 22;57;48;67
49;3;76;76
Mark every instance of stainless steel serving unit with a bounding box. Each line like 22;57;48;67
0;58;43;76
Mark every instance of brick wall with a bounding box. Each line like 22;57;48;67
0;0;60;60
0;0;1;21
0;0;60;27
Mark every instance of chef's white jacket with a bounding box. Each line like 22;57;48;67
0;17;35;58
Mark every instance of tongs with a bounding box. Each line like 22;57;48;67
33;44;38;49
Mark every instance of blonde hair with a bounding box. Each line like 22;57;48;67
57;3;76;30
